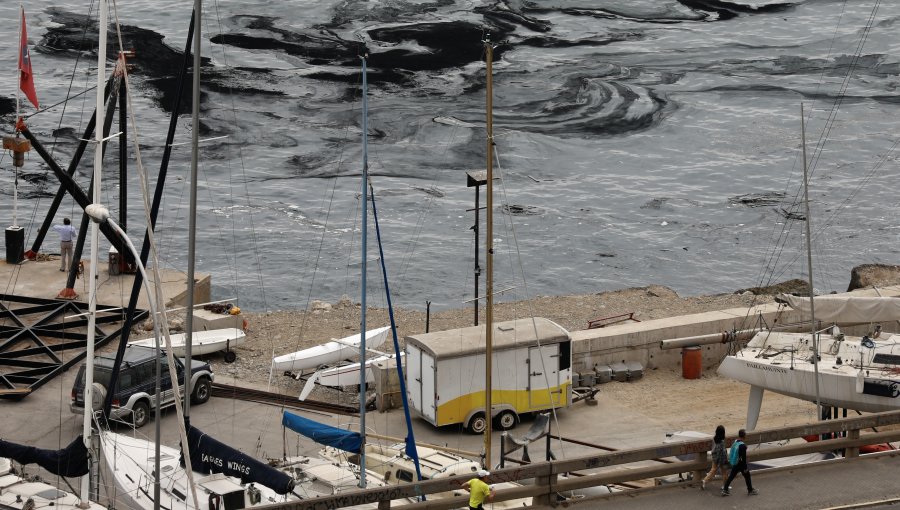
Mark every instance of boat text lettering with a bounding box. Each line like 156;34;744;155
746;362;787;374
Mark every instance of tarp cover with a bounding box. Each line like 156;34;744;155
0;435;88;477
282;411;361;454
780;294;900;322
182;426;294;494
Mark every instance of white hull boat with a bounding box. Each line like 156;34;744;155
0;457;106;510
299;352;405;400
718;329;900;428
274;456;395;507
318;353;401;387
99;430;295;510
272;326;390;373
129;328;246;358
321;442;532;508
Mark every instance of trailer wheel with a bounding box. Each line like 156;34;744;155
495;410;518;430
466;412;487;435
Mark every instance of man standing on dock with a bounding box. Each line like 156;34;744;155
52;218;76;272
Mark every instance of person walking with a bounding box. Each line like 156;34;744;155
463;469;495;510
700;424;728;490
722;428;758;496
52;218;77;272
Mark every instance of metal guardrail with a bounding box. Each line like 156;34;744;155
251;410;900;510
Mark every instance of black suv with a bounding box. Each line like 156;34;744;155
71;344;215;428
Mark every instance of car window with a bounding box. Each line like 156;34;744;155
93;368;113;389
119;370;133;390
136;362;154;383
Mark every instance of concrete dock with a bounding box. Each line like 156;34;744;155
0;256;208;310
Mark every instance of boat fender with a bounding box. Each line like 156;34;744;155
856;370;864;394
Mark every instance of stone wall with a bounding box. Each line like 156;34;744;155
569;285;900;377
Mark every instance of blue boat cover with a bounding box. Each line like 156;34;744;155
282;411;361;454
182;426;295;494
0;436;89;477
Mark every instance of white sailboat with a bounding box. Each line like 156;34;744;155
0;437;106;510
272;326;390;374
718;302;900;428
0;456;105;510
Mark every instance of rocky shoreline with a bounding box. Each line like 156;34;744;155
166;264;897;433
181;264;900;402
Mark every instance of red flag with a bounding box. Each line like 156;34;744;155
19;9;39;110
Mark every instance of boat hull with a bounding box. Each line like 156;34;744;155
129;328;246;356
272;326;390;372
317;353;404;387
718;332;900;413
100;430;291;510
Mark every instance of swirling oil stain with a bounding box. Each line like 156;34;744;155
641;197;702;210
728;192;786;208
502;204;543;216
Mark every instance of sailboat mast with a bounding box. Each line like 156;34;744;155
483;39;494;469
184;0;202;423
81;0;108;503
800;102;821;419
357;53;369;488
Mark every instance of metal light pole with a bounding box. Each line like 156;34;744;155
466;170;487;326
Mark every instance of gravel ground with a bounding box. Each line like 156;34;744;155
187;285;781;405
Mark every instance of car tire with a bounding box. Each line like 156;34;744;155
223;351;237;363
495;410;518;431
192;377;211;405
132;401;150;428
466;412;487;435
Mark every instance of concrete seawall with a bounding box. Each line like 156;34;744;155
569;285;900;375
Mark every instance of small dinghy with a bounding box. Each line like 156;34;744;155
129;328;246;362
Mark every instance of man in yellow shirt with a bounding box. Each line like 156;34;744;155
463;469;495;510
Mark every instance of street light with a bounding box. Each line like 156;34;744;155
466;170;487;327
85;203;164;504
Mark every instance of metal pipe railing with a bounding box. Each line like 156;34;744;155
255;410;900;510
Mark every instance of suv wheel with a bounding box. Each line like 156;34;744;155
192;377;211;405
132;401;150;428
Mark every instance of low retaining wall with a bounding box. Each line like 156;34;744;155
569;285;900;375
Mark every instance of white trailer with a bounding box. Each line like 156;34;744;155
405;317;572;434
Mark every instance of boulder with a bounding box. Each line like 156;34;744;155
310;300;332;313
735;279;810;296
848;264;900;291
